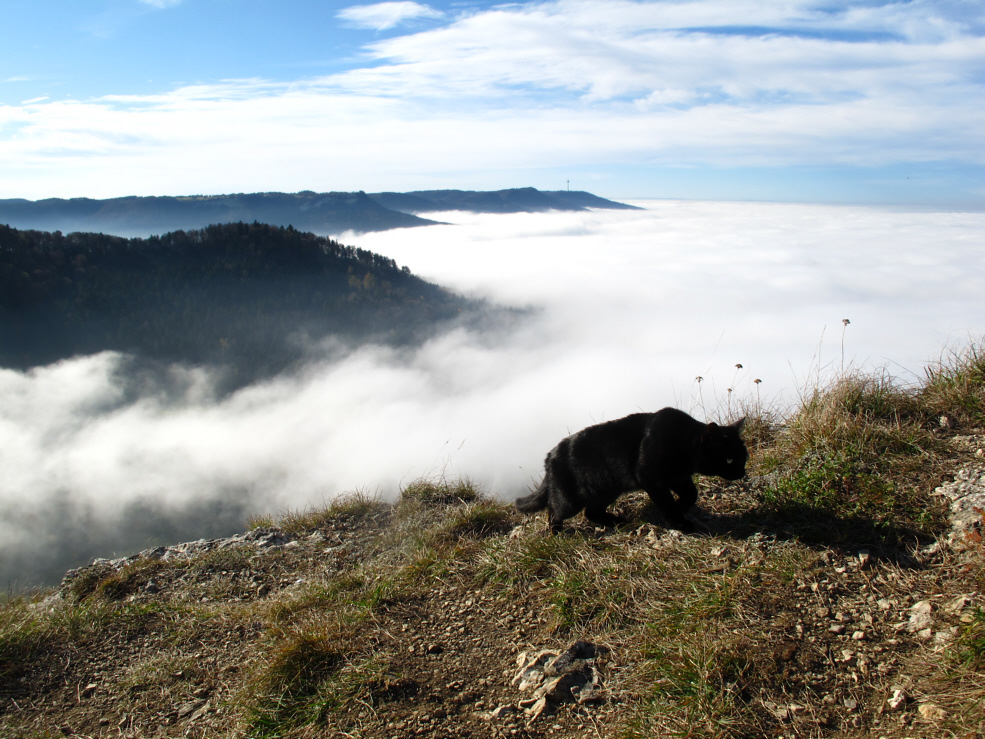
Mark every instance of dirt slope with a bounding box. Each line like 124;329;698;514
2;434;983;739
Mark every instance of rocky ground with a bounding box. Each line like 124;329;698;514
2;431;984;739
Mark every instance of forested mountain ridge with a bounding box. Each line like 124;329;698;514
368;187;642;214
0;222;484;388
0;188;639;238
0;191;438;238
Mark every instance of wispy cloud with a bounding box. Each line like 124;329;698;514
338;2;444;31
1;0;983;199
340;0;984;105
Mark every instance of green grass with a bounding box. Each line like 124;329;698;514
0;598;48;687
921;341;985;426
0;588;191;707
256;490;390;536
743;368;954;546
91;557;170;601
264;572;397;636
628;637;750;738
476;530;589;585
400;477;482;505
437;499;517;539
782;371;935;467
246;570;401;736
956;608;985;668
625;566;754;737
247;633;345;736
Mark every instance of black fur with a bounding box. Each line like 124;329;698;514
515;408;747;532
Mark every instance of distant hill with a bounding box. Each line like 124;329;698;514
0;222;493;389
369;187;642;214
0;191;438;238
0;188;640;238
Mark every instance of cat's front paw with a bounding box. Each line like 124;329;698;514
666;515;697;534
585;510;624;528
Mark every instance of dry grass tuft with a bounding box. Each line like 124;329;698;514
921;341;985;427
400;477;482;506
271;490;390;536
744;368;954;548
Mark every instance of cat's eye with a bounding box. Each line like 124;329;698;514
726;458;734;464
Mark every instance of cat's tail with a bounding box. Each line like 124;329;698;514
514;481;549;513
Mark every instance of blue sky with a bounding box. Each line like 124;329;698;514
2;0;984;205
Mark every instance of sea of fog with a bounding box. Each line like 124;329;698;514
3;200;984;587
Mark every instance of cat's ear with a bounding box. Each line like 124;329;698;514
732;417;746;431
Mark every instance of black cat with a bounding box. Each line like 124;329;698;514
515;408;747;532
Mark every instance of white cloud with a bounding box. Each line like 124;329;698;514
338;2;443;31
3;203;985;585
341;0;984;104
2;83;982;200
1;0;984;198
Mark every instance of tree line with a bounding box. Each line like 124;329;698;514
0;221;477;387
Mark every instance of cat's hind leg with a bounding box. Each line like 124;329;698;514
543;444;584;532
545;484;583;533
547;497;582;533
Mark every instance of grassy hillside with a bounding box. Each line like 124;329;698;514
2;345;984;738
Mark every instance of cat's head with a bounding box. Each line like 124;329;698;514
700;417;748;480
